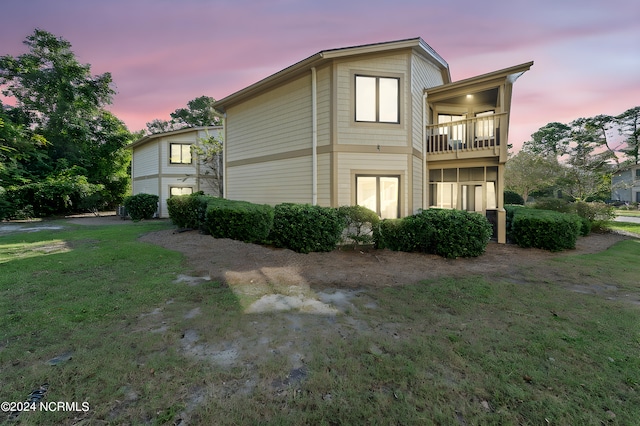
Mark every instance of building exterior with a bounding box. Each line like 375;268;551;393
214;38;532;243
129;126;222;217
612;164;640;203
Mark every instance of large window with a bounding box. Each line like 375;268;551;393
356;175;399;219
170;143;192;164
355;76;399;123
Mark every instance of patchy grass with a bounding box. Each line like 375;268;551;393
1;223;639;424
615;209;640;217
609;220;640;236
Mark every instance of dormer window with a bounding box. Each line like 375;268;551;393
355;75;399;123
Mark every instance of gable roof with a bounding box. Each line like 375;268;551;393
128;125;222;150
214;37;450;112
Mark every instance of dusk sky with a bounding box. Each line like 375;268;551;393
2;0;639;150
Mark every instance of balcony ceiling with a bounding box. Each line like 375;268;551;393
434;87;499;107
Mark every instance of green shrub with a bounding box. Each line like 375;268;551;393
504;190;525;205
269;203;345;253
166;192;217;231
375;209;492;258
418;209;493;258
124;193;159;221
510;208;581;251
204;198;274;243
533;198;572;213
337;205;380;248
1;175;104;218
374;218;417;252
533;199;615;235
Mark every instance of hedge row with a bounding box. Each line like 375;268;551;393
375;209;493;258
167;194;346;253
506;205;581;251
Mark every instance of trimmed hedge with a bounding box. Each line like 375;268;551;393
166;192;216;231
337;205;380;248
504;190;525;205
374;218;417;252
510;208;581;251
375;209;492;258
269;203;345;253
124;193;159;221
204;198;274;243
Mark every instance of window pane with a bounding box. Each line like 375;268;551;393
170;187;193;196
443;168;457;182
379;177;399;219
379;78;398;123
355;76;376;122
431;182;457;209
487;182;497;209
170;144;181;163
356;176;377;213
182;145;192;163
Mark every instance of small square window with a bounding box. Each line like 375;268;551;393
170;143;192;164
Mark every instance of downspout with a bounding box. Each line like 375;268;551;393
221;114;227;198
422;92;428;211
311;67;318;205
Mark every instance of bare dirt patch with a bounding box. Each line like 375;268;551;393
140;229;629;290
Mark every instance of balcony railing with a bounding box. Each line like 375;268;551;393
425;113;507;156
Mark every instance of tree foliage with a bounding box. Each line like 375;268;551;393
519;107;639;202
191;131;224;197
505;150;562;202
0;29;133;216
146;95;221;134
617;106;640;165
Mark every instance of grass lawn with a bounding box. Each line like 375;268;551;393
609;220;640;236
1;222;639;424
615;209;640;217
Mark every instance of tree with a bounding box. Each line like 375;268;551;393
192;131;223;197
505;149;563;202
563;117;616;201
524;122;571;157
146;95;221;134
0;29;132;213
617;106;640;165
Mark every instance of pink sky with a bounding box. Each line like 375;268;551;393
2;0;639;151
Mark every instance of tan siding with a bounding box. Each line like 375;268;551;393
226;156;313;205
226;75;312;162
132;177;158;196
132;143;158;178
412;156;423;213
411;53;446;151
336;152;408;214
316;66;332;147
317;153;331;206
335;53;410;147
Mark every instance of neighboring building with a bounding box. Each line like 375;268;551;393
214;38;532;243
612;164;640;203
129;126;222;218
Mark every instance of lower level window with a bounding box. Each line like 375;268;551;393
356;175;399;219
170;187;193;197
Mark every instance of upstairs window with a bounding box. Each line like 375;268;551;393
170;143;192;164
355;76;399;123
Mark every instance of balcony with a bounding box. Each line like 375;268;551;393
425;112;506;159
